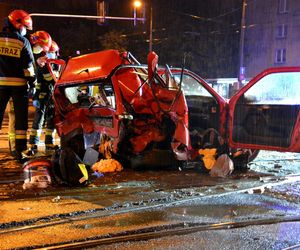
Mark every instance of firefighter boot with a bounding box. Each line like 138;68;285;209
24;144;38;156
14;150;29;164
45;144;58;155
45;129;56;154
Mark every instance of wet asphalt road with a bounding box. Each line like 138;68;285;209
0;126;300;249
98;221;300;250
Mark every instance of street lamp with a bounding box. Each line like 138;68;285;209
133;0;152;51
238;0;247;85
133;0;142;26
149;2;153;52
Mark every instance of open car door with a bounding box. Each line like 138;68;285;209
46;59;66;82
228;67;300;152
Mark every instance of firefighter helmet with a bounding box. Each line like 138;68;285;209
49;40;60;55
8;9;32;30
30;31;52;53
22;159;52;189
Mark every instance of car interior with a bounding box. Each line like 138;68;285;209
233;101;300;148
176;73;220;149
232;72;300;148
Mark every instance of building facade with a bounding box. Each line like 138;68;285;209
244;0;300;78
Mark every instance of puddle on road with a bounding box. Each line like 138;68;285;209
71;201;293;232
113;181;154;188
73;210;169;230
168;204;273;218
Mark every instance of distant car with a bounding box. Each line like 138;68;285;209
49;50;300;184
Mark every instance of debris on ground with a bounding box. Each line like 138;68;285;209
18;207;32;210
198;148;217;170
274;163;282;169
52;196;61;203
91;159;123;173
210;154;234;178
92;172;104;178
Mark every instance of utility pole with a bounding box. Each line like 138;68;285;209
238;0;247;84
149;0;153;52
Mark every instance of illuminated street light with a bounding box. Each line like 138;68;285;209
133;0;142;26
133;0;142;8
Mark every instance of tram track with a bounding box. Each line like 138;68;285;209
1;142;300;249
14;216;300;250
1;174;299;236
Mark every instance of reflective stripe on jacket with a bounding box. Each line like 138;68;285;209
0;77;27;86
33;65;55;101
0;30;35;85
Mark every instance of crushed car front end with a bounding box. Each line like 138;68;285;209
52;50;190;182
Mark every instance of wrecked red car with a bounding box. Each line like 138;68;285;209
49;50;191;183
49;49;300;183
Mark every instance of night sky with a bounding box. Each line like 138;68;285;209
0;0;243;78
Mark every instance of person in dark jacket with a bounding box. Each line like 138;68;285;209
0;10;36;161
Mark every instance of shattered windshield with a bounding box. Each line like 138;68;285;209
63;81;116;109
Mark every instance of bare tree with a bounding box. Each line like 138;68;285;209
99;30;128;52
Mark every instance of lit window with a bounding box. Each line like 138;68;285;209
276;24;287;38
275;49;286;64
278;0;288;13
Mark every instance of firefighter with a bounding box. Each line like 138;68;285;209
30;30;52;55
0;10;36;162
28;37;60;154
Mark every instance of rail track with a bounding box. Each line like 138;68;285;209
0;174;299;250
13;216;300;249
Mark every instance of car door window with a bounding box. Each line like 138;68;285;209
233;72;300;148
244;72;300;104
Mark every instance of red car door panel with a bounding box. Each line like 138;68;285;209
229;67;300;152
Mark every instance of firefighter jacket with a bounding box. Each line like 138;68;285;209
33;64;55;102
0;29;35;88
29;62;56;147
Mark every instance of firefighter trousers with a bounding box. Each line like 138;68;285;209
29;97;55;147
0;86;28;152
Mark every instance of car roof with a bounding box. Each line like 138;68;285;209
57;49;123;85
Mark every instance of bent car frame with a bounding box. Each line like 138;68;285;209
50;50;191;182
49;49;300;184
